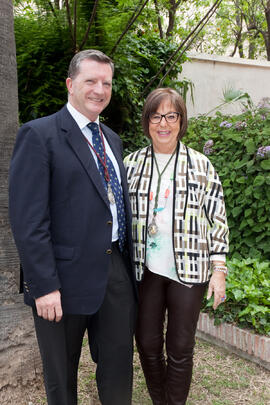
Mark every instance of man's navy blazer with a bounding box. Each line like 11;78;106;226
9;105;137;314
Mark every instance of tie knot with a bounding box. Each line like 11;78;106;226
87;122;99;135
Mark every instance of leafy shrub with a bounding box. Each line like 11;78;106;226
186;110;270;261
107;32;189;154
15;12;190;149
15;15;72;123
202;258;270;335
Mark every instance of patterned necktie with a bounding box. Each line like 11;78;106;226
87;122;126;251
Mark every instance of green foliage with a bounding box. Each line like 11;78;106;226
110;32;188;154
14;5;190;151
186;110;270;261
15;14;72;122
202;258;270;335
185;0;269;60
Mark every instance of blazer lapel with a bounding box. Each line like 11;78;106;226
59;107;110;209
175;141;189;218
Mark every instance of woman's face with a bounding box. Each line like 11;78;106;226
148;98;180;154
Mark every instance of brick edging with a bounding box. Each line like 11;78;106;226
196;313;270;371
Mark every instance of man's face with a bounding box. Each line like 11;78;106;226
66;59;113;121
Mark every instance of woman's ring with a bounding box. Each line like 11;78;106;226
221;295;226;302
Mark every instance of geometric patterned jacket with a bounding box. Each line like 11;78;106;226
124;141;229;284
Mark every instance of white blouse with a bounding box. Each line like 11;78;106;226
146;153;192;286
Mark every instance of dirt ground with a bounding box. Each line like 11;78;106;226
3;337;270;405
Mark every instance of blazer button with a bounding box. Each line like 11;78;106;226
107;220;113;225
106;249;112;255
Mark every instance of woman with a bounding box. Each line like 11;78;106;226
124;88;229;405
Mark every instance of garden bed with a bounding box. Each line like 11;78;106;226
197;312;270;370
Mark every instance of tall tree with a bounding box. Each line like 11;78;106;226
148;0;186;38
0;0;41;401
188;0;270;60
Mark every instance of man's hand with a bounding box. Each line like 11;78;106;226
207;271;226;310
35;290;63;322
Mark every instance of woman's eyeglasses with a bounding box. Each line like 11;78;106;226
149;112;180;124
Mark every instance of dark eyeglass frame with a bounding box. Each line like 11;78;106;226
149;112;180;124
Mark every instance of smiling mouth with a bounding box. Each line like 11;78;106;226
158;131;170;137
88;98;104;103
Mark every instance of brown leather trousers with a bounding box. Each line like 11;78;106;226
136;269;206;405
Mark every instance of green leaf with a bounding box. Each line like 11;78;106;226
234;160;247;169
244;186;253;196
236;177;246;183
247;218;254;226
249;247;261;258
246;160;254;169
255;233;266;243
232;206;242;217
230;171;237;181
265;176;270;185
239;219;247;230
223;179;231;187
245;139;256;153
261;159;270;170
254;191;262;199
253;175;265;186
244;208;252;217
238;307;251;317
253;224;264;232
232;289;244;301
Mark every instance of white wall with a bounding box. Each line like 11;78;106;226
181;53;270;117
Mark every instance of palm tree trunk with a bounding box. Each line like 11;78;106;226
0;1;41;401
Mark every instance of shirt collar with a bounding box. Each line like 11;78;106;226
67;102;99;130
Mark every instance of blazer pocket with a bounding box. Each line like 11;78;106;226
53;245;74;260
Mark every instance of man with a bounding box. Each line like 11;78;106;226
9;49;137;405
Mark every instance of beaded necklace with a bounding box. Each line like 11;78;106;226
148;149;176;237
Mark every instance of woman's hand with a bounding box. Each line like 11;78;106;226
207;271;226;310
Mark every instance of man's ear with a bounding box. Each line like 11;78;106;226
66;77;72;94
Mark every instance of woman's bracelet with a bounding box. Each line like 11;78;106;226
212;265;228;275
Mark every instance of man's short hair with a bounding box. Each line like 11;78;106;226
68;49;114;79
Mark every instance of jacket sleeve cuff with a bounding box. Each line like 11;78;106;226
210;254;226;263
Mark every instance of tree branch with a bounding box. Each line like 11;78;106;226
47;0;57;18
260;0;267;9
65;0;74;42
46;0;63;35
154;0;164;39
73;0;77;52
166;0;178;37
110;0;150;56
140;0;222;97
79;0;100;50
158;0;222;87
230;30;243;56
